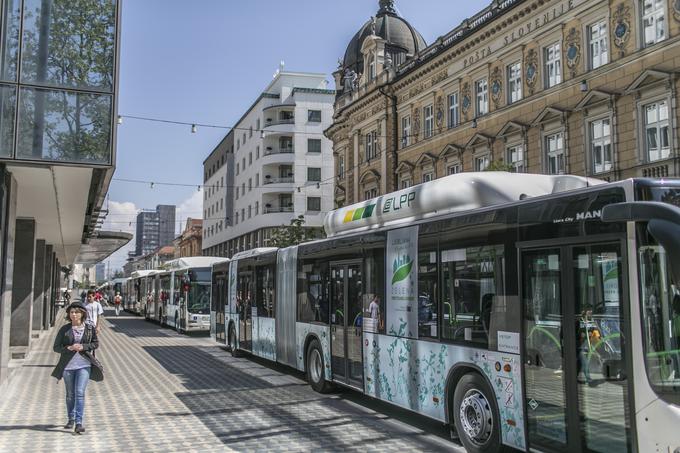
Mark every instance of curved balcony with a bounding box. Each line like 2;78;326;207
261;147;296;165
263;205;294;214
263;118;296;134
263;176;294;185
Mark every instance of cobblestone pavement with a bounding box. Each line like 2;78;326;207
0;309;464;452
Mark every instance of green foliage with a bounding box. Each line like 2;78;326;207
483;161;515;172
268;215;324;248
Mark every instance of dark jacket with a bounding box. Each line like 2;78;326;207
51;323;99;381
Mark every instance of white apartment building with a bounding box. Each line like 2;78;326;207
203;71;335;257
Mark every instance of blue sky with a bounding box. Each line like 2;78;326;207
103;0;488;269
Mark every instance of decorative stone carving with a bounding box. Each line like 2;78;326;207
436;96;445;129
490;66;503;108
525;48;538;96
461;82;472;120
409;83;425;98
612;3;631;57
565;27;581;78
412;107;421;141
431;69;448;86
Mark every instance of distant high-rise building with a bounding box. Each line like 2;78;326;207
95;263;106;284
134;204;176;256
157;205;176;248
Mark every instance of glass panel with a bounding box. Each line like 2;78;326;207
572;244;631;452
330;266;346;379
0;0;21;82
347;265;363;384
16;87;111;163
187;282;210;314
21;0;116;91
0;85;16;157
418;240;438;339
523;249;567;447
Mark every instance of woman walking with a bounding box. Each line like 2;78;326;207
51;301;100;434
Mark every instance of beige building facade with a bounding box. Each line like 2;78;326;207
327;0;680;207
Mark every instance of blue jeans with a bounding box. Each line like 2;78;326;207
63;367;91;424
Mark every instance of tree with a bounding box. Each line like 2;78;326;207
268;215;324;248
483;160;515;172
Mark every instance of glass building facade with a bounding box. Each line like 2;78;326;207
0;0;117;165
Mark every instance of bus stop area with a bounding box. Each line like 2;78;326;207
0;308;462;452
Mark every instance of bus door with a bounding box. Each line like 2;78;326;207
237;270;253;351
521;240;631;453
213;272;227;344
330;261;363;388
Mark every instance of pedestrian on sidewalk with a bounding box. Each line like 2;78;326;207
84;290;104;336
113;291;122;316
51;302;100;434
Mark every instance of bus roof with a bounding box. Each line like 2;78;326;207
162;256;229;271
324;172;604;237
231;248;277;261
130;270;160;278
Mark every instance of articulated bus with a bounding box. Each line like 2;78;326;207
156;257;228;333
212;172;680;453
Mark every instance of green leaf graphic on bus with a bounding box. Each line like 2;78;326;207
392;256;413;284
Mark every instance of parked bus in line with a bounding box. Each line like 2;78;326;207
159;257;228;333
211;172;680;453
127;270;159;315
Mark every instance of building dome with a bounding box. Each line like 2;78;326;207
342;0;426;74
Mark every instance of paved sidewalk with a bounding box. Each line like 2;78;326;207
0;309;462;452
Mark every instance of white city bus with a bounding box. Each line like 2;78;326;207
162;257;228;333
214;172;680;452
127;270;158;315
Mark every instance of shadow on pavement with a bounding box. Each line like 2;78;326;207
0;424;67;433
105;316;169;338
144;345;454;451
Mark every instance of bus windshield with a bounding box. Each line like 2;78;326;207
187;268;211;315
637;187;680;404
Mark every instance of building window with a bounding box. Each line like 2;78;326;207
249;126;253;138
545;132;565;174
338;155;345;177
506;144;525;173
424;104;434;138
642;0;666;46
255;173;259;187
237;139;239;150
589;20;609;69
243;133;246;144
422;171;433;183
368;54;376;81
644;100;670;161
365;130;377;160
307;167;321;182
400;177;411;189
256;146;260;159
248;205;252;218
401;115;411;147
507;62;522;104
255;201;259;215
590;118;612;173
249;152;252;165
235;189;239;200
476;79;488;116
307;197;321;212
308;138;321;153
448;92;459;128
235;212;239;224
474;154;489;172
248;178;252;191
308;110;322;122
236;163;239;175
241;183;245;195
447;163;461;175
242;157;246;169
364;188;378;200
241;208;245;221
256;119;260;131
544;42;562;88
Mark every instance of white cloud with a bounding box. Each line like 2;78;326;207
175;189;204;234
101;200;138;272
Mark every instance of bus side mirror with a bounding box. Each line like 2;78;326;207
648;219;680;287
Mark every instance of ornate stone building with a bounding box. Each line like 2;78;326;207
327;0;680;207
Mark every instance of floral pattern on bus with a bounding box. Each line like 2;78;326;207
296;323;331;380
253;317;276;361
363;332;525;451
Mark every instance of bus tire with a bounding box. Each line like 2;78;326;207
228;325;241;357
453;373;504;453
175;314;181;334
306;339;332;393
159;311;164;327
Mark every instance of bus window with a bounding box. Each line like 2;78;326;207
255;263;276;318
418;234;438;339
187;268;211;315
297;259;329;325
441;244;505;348
363;246;385;334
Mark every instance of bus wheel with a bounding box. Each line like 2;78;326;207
453;373;503;453
306;339;332;393
228;325;241;357
159;311;164;327
175;315;181;334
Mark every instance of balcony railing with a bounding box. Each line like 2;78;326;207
264;147;294;156
264;118;295;127
263;176;294;185
263;205;294;214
